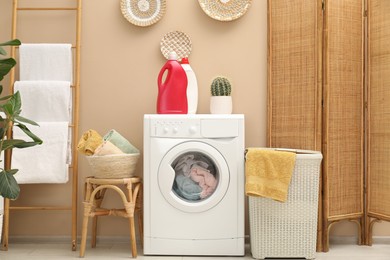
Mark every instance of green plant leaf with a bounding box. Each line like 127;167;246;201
0;92;22;118
2;139;43;150
12;91;22;114
0;39;21;47
14;123;43;145
0;93;14;101
1;101;14;116
0;169;20;200
0;58;17;81
1;139;25;151
15;115;39;126
0;39;21;57
13;141;41;148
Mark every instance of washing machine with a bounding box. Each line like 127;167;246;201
143;114;245;256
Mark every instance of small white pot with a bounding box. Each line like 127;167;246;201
210;96;233;114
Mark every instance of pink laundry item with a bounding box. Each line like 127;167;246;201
190;166;217;199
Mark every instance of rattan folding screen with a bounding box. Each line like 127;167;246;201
267;0;324;251
268;0;389;252
322;0;365;251
366;0;390;245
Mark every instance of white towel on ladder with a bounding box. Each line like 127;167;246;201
12;122;69;184
19;43;73;82
14;81;71;122
14;80;73;165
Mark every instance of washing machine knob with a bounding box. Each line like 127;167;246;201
189;125;197;134
172;127;179;133
163;127;169;134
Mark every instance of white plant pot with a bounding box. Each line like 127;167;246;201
210;96;233;114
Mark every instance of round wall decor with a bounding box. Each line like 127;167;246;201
160;31;192;60
120;0;166;27
198;0;252;22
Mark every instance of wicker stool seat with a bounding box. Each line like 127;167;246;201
79;177;143;258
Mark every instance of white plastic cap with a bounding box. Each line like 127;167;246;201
168;51;178;60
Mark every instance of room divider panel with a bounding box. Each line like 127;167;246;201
366;0;390;245
322;0;365;251
267;0;323;251
267;0;382;252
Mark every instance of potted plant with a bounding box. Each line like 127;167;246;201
0;39;42;200
210;76;233;114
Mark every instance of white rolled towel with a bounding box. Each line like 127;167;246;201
12;122;69;184
19;43;73;82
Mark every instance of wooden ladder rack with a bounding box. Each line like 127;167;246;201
1;0;82;251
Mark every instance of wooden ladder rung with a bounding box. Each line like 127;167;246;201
14;46;78;48
17;7;78;11
10;206;72;210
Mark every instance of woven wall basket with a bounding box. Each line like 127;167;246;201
86;153;140;178
120;0;166;27
198;0;252;21
160;30;192;60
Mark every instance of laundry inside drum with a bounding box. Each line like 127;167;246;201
171;151;219;202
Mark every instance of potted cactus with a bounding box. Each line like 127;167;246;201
210;76;233;114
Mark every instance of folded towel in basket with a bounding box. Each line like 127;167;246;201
77;129;103;156
245;148;296;202
94;141;125;156
103;129;139;154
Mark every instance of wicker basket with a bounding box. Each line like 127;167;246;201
86;153;140;178
248;148;322;259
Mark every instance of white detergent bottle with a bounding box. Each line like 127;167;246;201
181;57;198;114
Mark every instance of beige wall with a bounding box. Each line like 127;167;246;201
0;0;389;240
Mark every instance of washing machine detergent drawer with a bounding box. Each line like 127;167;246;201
150;116;240;138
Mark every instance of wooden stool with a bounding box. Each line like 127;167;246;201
79;177;143;258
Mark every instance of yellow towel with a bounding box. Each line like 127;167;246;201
77;129;103;155
245;148;296;202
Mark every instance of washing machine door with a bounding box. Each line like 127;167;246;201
158;141;230;213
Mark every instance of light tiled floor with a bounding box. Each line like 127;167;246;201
0;242;389;260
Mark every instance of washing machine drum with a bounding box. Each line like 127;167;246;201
158;141;230;213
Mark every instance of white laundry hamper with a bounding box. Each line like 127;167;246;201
248;148;322;259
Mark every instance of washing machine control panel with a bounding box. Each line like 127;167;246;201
151;119;201;138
